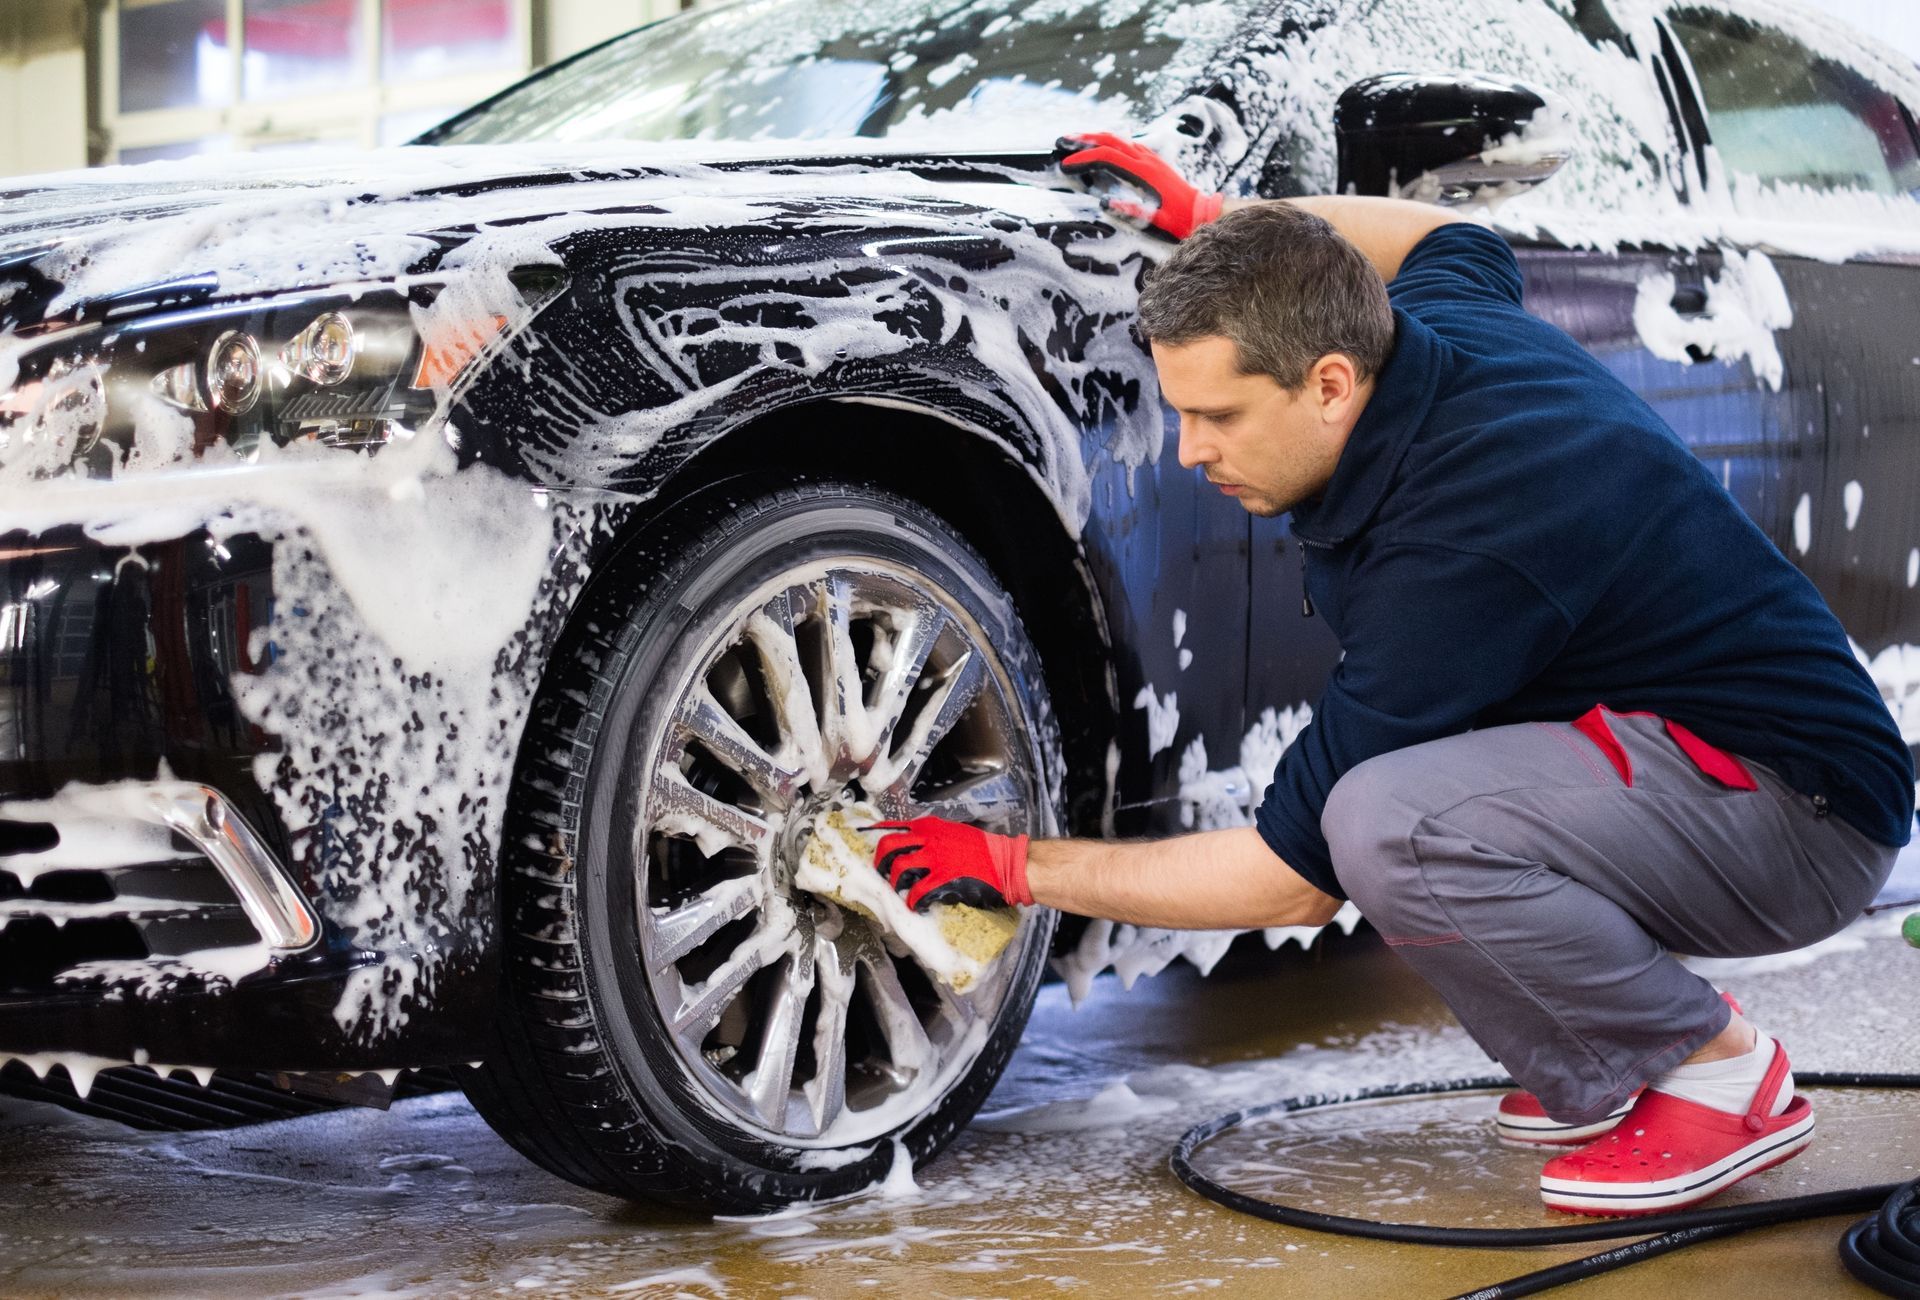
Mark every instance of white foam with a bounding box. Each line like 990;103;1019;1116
879;1137;921;1200
974;1079;1179;1133
1132;684;1180;759
1053;703;1349;1004
1851;637;1920;745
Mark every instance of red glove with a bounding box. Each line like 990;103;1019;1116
1054;132;1225;240
870;817;1032;912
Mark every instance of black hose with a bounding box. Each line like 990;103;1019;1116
1170;1072;1920;1298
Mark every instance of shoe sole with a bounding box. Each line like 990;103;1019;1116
1539;1112;1815;1216
1495;1103;1633;1147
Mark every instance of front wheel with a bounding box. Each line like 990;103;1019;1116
464;479;1062;1211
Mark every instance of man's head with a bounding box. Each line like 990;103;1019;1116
1137;203;1394;517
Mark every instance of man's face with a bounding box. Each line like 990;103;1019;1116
1152;335;1362;518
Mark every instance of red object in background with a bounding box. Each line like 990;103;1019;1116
206;0;511;59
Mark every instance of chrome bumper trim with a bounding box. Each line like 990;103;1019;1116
151;787;320;952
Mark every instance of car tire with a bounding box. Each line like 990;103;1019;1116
462;477;1062;1211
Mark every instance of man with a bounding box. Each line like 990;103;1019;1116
869;134;1913;1215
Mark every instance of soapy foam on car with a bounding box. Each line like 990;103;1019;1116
1052;703;1363;1005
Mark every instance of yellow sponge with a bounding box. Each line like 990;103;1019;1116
795;807;1020;993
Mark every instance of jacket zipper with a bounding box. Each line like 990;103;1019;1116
1297;540;1315;619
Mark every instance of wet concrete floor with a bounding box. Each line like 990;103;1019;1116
0;910;1915;1298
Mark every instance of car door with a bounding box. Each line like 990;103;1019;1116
1656;0;1920;743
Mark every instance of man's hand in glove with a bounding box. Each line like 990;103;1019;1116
1054;132;1225;240
870;817;1032;912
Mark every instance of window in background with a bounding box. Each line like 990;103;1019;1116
383;0;518;82
117;0;232;112
242;0;369;101
102;0;540;163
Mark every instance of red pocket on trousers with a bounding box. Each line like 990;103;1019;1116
1570;704;1758;791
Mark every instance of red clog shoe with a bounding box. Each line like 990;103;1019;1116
1538;1038;1812;1216
1497;991;1742;1147
1496;1088;1640;1146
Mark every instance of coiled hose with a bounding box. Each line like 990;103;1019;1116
1171;1073;1920;1298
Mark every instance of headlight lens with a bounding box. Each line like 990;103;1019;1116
0;269;562;479
283;311;358;387
209;330;264;413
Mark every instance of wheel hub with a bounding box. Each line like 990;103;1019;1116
774;787;849;894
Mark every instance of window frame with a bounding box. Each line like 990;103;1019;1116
97;0;537;161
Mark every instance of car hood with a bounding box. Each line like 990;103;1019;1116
0;138;1063;328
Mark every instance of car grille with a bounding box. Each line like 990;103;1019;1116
0;817;261;996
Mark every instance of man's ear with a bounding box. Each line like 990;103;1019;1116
1309;352;1360;419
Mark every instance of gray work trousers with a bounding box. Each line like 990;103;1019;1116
1321;711;1898;1123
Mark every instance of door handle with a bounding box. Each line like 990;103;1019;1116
1667;279;1713;363
1670;283;1710;317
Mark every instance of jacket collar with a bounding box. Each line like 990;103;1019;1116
1287;308;1443;546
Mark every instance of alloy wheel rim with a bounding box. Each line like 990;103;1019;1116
634;559;1042;1146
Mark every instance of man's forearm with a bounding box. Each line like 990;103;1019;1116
1222;194;1466;283
1025;826;1344;930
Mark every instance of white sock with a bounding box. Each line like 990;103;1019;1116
1653;1030;1793;1117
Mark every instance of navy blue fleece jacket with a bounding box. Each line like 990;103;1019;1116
1253;222;1914;899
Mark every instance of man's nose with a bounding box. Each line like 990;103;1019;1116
1177;419;1212;470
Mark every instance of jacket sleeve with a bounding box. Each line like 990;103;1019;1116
1254;540;1574;897
1389;222;1526;310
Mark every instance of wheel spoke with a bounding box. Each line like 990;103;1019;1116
650;768;772;858
745;940;816;1130
861;603;945;781
814;574;872;779
805;932;856;1134
646;875;762;976
932;972;984;1037
745;603;829;789
673;922;790;1036
860;950;933;1079
914;767;1025;831
878;650;987;800
681;686;803;809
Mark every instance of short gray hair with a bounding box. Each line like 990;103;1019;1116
1136;203;1395;389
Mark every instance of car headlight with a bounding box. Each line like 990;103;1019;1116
0;268;563;479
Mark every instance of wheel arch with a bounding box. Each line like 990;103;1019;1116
566;393;1120;841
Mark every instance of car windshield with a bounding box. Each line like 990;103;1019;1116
427;0;1255;147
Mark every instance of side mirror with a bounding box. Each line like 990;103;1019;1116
1334;73;1571;204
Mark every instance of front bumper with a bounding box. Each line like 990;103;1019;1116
0;526;494;1069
